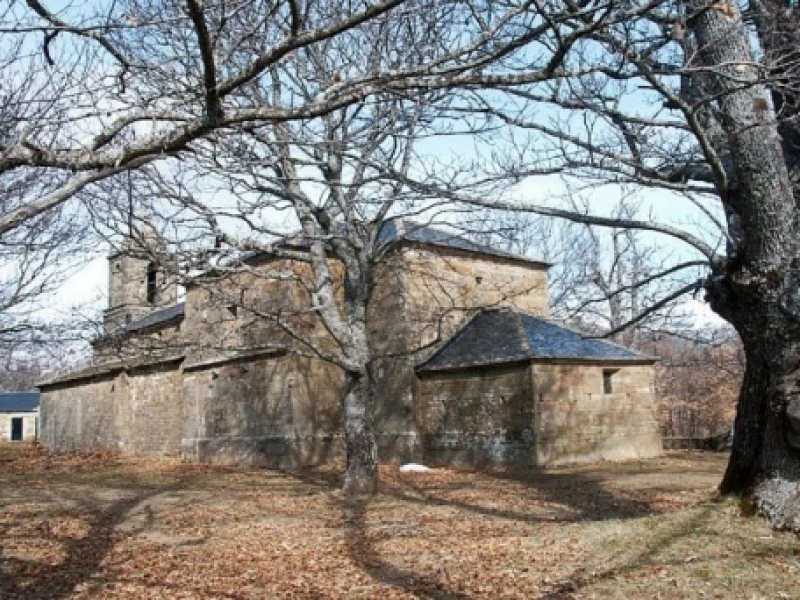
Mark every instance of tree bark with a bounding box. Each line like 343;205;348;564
685;0;800;529
708;274;800;529
342;369;378;496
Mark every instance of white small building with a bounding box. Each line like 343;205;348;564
0;392;39;442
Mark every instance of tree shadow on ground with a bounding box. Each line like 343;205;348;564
290;464;675;524
340;497;471;599
394;470;657;523
0;480;190;600
529;501;800;600
285;461;718;598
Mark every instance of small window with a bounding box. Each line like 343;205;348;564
146;263;157;304
225;304;238;318
603;369;618;394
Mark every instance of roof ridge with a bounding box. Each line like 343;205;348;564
415;310;484;369
512;310;532;357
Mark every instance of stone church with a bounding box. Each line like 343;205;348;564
39;220;662;467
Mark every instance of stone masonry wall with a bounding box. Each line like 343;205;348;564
117;366;184;456
181;354;345;468
366;247;550;464
417;363;535;466
402;247;549;354
533;363;662;465
40;377;118;451
105;251;178;332
183;257;344;364
41;353;346;466
0;411;38;441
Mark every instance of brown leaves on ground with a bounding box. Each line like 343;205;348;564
1;446;798;599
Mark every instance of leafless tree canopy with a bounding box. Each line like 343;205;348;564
5;0;800;523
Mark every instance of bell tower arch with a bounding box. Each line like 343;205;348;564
103;221;177;333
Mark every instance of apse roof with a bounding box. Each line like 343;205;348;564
417;309;655;372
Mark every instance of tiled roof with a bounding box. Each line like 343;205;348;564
378;219;549;265
125;302;185;333
417;309;655;372
0;391;40;412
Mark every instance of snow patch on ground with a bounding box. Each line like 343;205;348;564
399;463;432;473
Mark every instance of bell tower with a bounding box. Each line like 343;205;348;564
103;221;178;333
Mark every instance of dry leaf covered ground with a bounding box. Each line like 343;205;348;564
1;444;798;599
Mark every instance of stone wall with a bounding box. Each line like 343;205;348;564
117;365;184;456
94;321;184;365
181;353;346;468
417;363;535;466
533;362;662;465
41;352;350;467
105;251;178;332
416;361;661;467
366;247;550;464
40;376;118;451
402;246;549;354
0;411;38;441
183;256;344;362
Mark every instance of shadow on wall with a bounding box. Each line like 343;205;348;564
39;376;118;454
418;363;535;468
195;355;344;469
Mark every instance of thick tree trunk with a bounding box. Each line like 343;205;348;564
709;278;800;529
683;0;800;529
342;370;378;496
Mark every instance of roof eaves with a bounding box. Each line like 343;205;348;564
399;238;551;268
417;357;532;374
38;355;185;389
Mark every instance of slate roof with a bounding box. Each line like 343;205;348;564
124;302;185;333
0;391;40;412
378;219;549;265
417;309;655;372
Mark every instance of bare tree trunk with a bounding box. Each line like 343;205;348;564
342;369;378;496
708;274;800;528
681;0;800;528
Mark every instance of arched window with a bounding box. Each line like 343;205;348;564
146;263;157;304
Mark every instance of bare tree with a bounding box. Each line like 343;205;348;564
73;11;551;494
0;163;97;365
379;0;800;527
7;0;800;525
0;0;626;232
652;331;743;446
467;198;702;346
